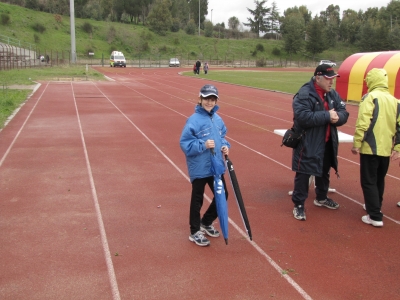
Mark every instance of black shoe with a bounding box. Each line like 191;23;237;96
314;198;339;209
189;231;210;246
200;222;220;237
293;205;306;221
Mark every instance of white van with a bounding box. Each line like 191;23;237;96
110;51;126;67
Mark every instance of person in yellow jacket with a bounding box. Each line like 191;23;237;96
351;68;400;227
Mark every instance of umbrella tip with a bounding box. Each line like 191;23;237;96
224;239;228;245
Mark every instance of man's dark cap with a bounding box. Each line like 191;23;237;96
314;64;339;78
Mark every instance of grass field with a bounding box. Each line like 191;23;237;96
0;66;334;128
0;65;105;128
0;2;356;63
0;65;104;85
182;69;322;94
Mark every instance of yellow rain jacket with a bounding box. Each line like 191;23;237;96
353;68;400;156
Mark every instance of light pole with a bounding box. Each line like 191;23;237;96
211;9;213;23
69;0;76;63
198;0;200;36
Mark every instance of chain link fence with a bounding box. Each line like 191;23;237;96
0;44;319;71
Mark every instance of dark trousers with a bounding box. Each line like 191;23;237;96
190;175;228;234
360;154;389;221
292;139;333;206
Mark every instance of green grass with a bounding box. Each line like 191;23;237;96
0;65;105;128
183;70;316;94
0;65;105;85
0;89;30;127
0;2;355;62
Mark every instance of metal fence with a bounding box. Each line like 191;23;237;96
0;44;319;70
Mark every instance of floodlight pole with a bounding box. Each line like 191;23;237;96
198;0;200;36
69;0;76;63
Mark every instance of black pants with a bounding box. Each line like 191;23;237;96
292;139;333;206
360;154;389;221
190;175;228;234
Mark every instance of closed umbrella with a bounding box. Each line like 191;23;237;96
225;155;252;241
210;149;229;245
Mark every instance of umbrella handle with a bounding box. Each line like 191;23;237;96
224;154;229;160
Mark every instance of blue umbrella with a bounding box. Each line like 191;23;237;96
210;149;229;245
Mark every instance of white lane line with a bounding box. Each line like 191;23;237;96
102;79;400;220
71;82;121;300
93;82;313;300
335;191;400;225
0;82;48;168
130;75;398;181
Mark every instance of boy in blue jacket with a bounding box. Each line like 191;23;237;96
180;84;230;246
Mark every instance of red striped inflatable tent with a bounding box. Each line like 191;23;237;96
336;51;400;102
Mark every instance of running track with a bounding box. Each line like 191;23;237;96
0;67;399;299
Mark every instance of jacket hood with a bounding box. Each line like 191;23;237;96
365;68;388;92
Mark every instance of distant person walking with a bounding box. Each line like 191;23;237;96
195;60;201;75
204;62;209;75
351;68;400;227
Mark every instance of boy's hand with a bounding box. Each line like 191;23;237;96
221;146;229;155
205;139;215;149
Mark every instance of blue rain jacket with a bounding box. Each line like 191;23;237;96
180;105;230;182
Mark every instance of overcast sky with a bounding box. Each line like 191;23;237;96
206;0;390;29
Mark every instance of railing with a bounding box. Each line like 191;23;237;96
0;34;36;51
0;45;321;71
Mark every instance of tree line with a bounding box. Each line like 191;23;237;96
3;0;400;57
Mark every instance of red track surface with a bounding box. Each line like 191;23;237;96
0;67;399;299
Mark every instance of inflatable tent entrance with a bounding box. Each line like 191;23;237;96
336;51;400;102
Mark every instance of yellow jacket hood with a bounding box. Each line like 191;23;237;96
365;68;388;92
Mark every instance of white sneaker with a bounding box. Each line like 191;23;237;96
189;231;210;246
361;215;383;227
397;202;400;207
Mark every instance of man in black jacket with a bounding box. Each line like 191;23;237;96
195;60;201;75
291;64;349;221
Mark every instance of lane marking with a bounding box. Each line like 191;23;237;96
71;82;121;300
96;77;400;223
0;83;49;168
91;81;313;300
116;75;391;178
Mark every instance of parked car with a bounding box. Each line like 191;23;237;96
169;58;180;67
319;60;336;67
